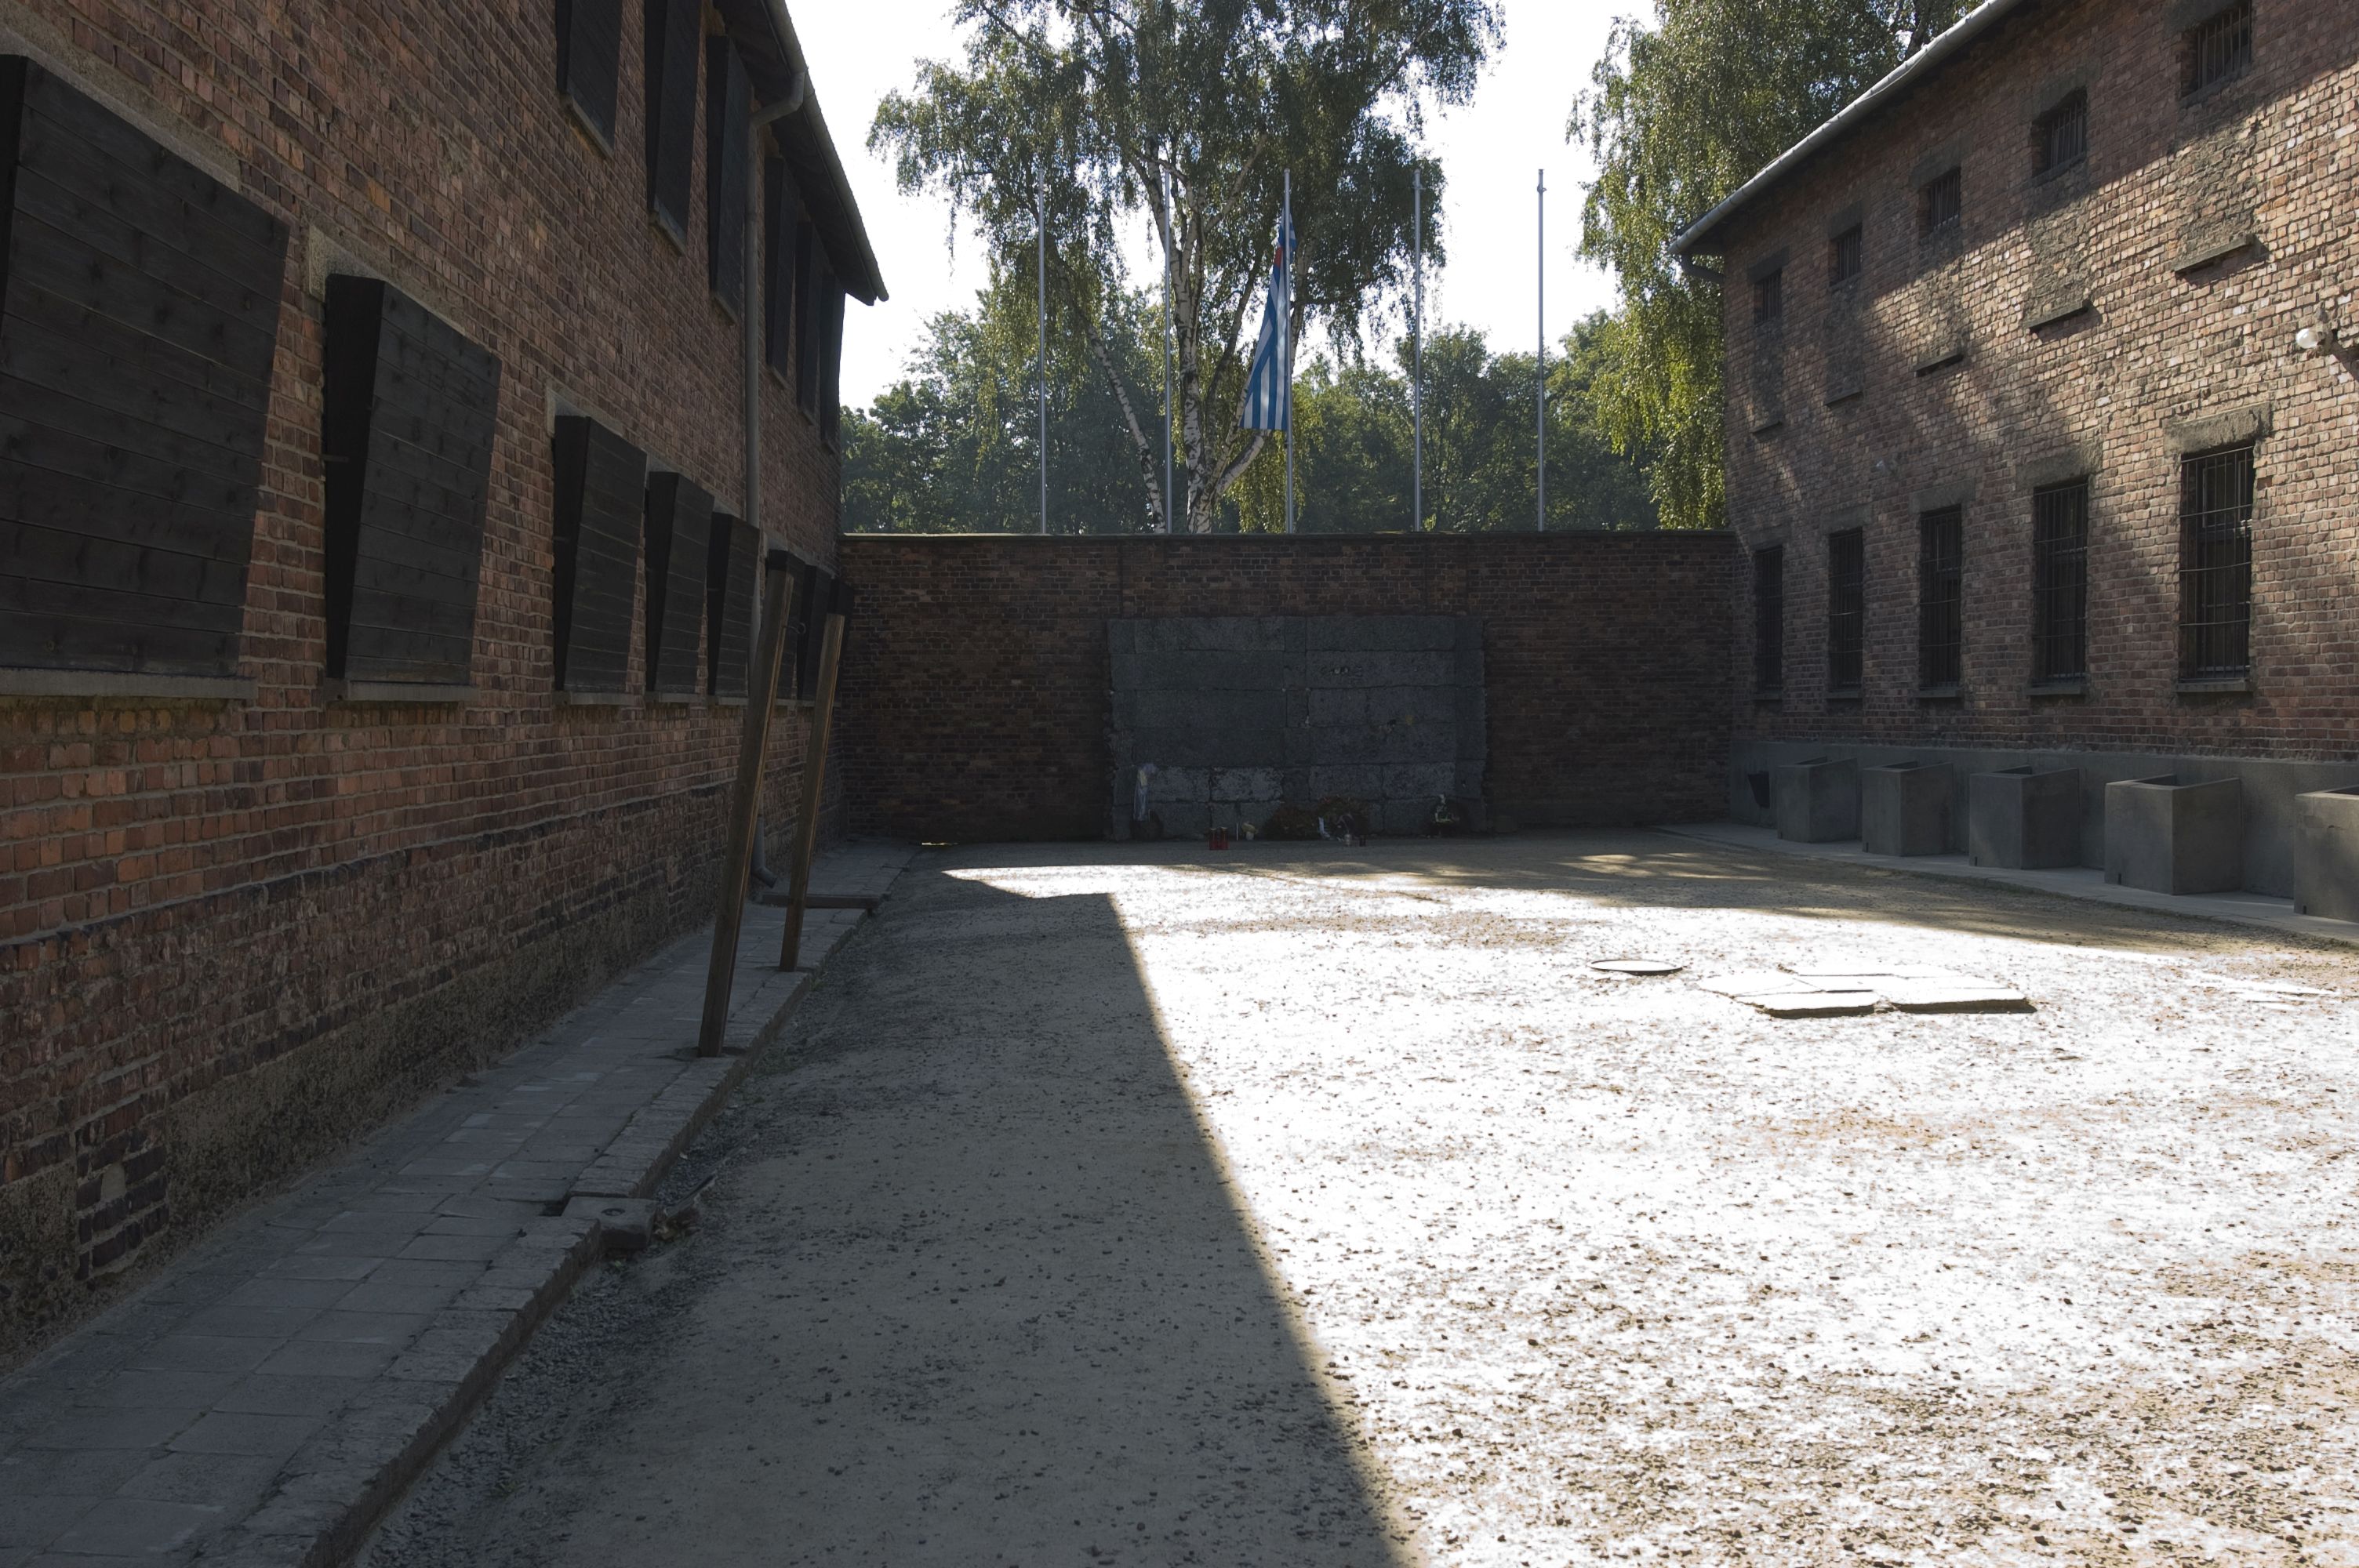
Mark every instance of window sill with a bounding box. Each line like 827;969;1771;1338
1826;689;1863;706
2176;674;2252;695
2170;231;2258;276
648;690;702;706
1823;385;1863;408
0;670;256;702
322;680;473;705
1753;689;1784;705
1750;415;1787;437
1917;684;1961;701
2026;677;2088;697
562;96;616;158
1914;345;1967;376
556;688;637;707
2024;293;2092;332
710;695;749;709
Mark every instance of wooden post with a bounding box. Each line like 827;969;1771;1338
780;612;845;971
696;557;795;1057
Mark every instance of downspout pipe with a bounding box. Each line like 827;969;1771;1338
745;68;808;548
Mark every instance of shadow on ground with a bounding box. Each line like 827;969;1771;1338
367;870;1406;1567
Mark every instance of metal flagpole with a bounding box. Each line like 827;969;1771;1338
1162;177;1174;534
1047;186;1056;532
1536;169;1547;533
1283;169;1294;536
1412;166;1423;533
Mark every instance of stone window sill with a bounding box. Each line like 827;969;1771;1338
556;688;638;707
2176;674;2252;695
0;669;256;702
322;679;472;705
2026;676;2088;697
1917;684;1961;701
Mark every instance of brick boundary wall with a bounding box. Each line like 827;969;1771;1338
834;533;1738;844
0;0;853;1364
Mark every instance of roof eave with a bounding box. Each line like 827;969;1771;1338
1670;0;2039;258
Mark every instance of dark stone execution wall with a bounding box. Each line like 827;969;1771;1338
835;532;1738;843
1110;617;1486;839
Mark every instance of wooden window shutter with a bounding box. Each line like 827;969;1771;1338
705;38;750;313
643;470;713;696
550;414;645;693
0;56;289;679
795;564;835;700
820;281;846;449
555;0;623;148
704;512;758;698
642;0;699;239
792;220;820;411
321;276;500;688
762;155;799;377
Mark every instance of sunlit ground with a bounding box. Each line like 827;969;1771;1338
958;833;2359;1566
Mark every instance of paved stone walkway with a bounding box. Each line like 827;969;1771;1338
0;841;910;1566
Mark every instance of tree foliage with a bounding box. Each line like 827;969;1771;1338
1573;0;1965;529
873;0;1500;531
843;303;1657;535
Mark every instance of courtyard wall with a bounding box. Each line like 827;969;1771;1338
833;533;1737;844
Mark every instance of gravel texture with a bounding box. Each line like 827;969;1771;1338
365;832;2359;1566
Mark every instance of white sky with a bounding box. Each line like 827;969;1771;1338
793;1;1630;406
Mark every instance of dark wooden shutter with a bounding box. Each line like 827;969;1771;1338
795;564;835;701
555;0;623;147
321;276;500;687
820;281;845;448
704;38;749;313
761;156;798;376
0;57;288;678
779;551;813;695
643;470;711;696
642;0;698;240
704;512;757;698
551;414;644;693
791;220;820;411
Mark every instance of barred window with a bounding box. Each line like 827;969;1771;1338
1918;166;1961;238
1917;506;1964;690
2179;444;2254;678
1752;268;1783;325
1829;225;1863;287
1754;546;1785;695
2031;481;2089;682
2034;91;2087;176
2183;0;2252;96
1827;528;1865;696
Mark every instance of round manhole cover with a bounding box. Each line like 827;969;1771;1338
1590;959;1685;976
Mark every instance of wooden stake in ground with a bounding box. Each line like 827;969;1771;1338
696;557;797;1058
780;612;845;971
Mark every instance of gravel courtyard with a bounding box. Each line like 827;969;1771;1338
369;832;2359;1567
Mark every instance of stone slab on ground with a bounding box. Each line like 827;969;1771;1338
0;841;911;1566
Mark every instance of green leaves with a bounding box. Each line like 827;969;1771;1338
872;0;1500;529
1572;0;1965;529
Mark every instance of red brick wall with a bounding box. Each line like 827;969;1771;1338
0;1;847;1357
1711;0;2358;759
834;534;1737;843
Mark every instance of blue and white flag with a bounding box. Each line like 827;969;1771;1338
1240;209;1294;432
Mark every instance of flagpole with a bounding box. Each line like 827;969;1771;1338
1283;169;1294;537
1536;168;1546;534
1038;189;1049;536
1162;176;1174;534
1412;165;1423;534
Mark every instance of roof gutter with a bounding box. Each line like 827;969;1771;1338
1670;0;2038;257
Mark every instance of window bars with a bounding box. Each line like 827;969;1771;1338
1917;507;1964;690
1918;168;1961;238
2184;0;2252;96
2031;481;2089;682
2179;444;2254;678
1828;225;1863;288
1754;546;1785;695
1827;529;1866;695
1752;268;1783;325
2035;90;2088;176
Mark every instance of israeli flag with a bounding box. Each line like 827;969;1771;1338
1240;210;1293;431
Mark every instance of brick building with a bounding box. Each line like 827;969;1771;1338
1674;0;2358;897
0;0;879;1358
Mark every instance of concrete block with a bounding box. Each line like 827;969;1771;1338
560;1196;652;1254
1773;757;1859;843
1861;762;1951;856
2103;775;2242;895
2293;787;2359;921
1968;767;2083;869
